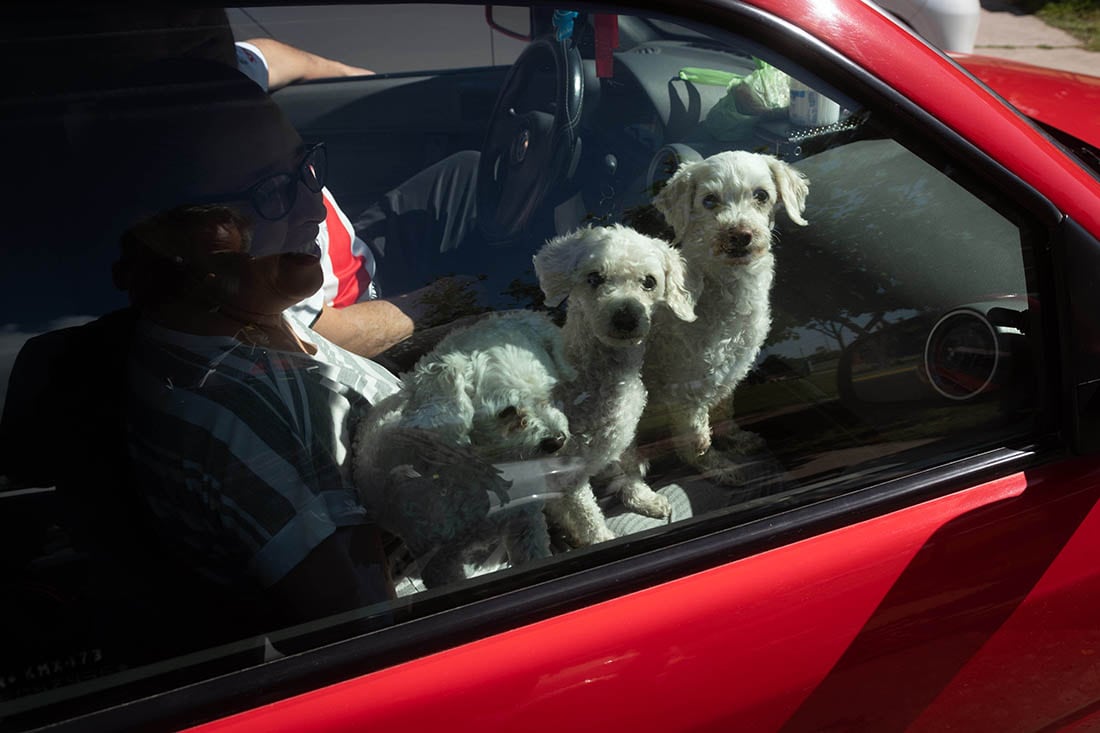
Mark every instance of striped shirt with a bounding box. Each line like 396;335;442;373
125;314;400;589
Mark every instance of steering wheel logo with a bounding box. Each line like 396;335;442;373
511;127;531;164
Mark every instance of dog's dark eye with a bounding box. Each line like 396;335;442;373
702;193;720;210
641;275;657;291
753;188;770;204
498;406;518;420
587;272;605;288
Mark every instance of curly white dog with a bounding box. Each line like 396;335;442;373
534;224;696;546
354;310;574;586
364;311;574;460
643;150;809;483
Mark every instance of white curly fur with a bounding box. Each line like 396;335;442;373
359;311;574;460
354;310;575;582
534;224;696;546
641;150;809;483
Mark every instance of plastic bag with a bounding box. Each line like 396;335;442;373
680;61;791;141
734;59;790;118
703;87;755;141
678;67;741;87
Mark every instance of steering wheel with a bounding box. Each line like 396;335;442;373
477;37;584;242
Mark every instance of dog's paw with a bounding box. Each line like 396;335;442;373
590;524;618;543
500;504;553;565
563;522;617;547
546;490;618;547
420;546;468;589
690;449;745;486
585;526;620;541
617;480;671;519
725;428;766;454
671;429;711;463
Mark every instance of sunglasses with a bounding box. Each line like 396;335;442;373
204;142;327;221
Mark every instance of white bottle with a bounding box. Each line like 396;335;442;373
789;78;840;127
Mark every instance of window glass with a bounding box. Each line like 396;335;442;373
0;3;1040;727
226;4;528;72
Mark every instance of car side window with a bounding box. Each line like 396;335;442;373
0;4;1041;729
770;138;1032;486
226;4;529;72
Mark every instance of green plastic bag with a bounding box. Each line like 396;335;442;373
734;59;790;117
678;67;742;87
680;60;790;141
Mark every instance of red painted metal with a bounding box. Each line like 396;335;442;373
186;457;1100;732
178;3;1100;731
748;0;1100;233
912;467;1100;731
953;53;1100;150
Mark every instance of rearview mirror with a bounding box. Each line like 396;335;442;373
485;5;532;41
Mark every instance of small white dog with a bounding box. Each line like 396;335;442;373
642;150;809;482
364;311;574;460
355;310;574;586
534;224;696;546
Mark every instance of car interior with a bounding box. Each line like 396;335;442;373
0;5;1043;728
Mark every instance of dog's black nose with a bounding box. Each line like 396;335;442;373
727;229;753;255
612;307;639;333
540;434;566;454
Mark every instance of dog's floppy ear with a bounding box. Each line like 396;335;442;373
652;162;696;240
533;228;593;307
659;241;698;322
766;156;810;226
401;355;476;445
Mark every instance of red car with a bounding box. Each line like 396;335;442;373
2;2;1100;732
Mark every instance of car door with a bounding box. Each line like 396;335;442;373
4;2;1100;732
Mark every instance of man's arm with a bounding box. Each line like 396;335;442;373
242;37;372;91
311;275;487;359
311;298;415;358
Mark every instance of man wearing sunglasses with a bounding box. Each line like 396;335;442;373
236;38;484;367
9;8;480;364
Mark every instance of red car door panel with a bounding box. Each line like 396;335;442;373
188;459;1100;732
9;4;1100;732
913;461;1100;731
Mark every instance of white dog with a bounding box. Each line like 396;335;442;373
364;311;574;460
354;310;574;586
642;150;809;482
534;224;696;546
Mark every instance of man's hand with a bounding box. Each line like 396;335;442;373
390;274;487;329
